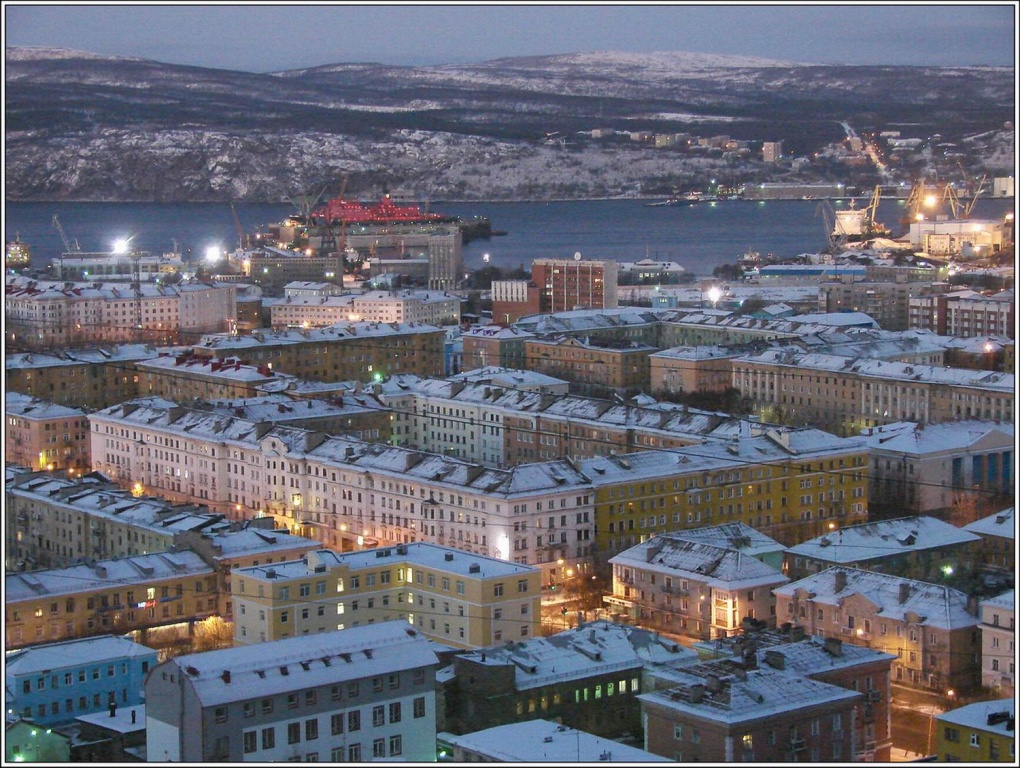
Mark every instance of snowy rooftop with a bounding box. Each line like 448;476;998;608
136;355;295;384
167;622;438;707
740;349;1014;391
774;567;979;630
862;420;1013;454
439;719;670;762
188;527;317;560
5;344;164;370
74;704;145;734
937;698;1014;734
697;632;896;672
6;636;156;676
455;620;698;691
448;366;568;390
235;542;537;582
195;320;443;349
6;551;213;602
610;535;788;591
5;391;86;419
638;665;860;725
662;522;786;559
786;311;879;328
785;516;981;563
981;589;1015;612
963;507;1014;540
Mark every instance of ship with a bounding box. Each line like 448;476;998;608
644;190;720;207
5;234;31;268
313;192;457;226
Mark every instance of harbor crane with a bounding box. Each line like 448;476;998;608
52;214;81;252
229;202;245;250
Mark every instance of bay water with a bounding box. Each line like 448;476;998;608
5;197;1013;278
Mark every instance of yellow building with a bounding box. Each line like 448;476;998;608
232;543;542;649
936;698;1014;762
590;427;869;551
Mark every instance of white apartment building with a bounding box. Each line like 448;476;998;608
268;289;460;329
145;622;439;762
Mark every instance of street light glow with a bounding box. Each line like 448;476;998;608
112;238;131;254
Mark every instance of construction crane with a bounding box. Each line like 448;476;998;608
814;200;844;252
861;185;890;238
52;214;81;253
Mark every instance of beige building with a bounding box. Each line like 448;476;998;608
269;289;461;329
649;346;740;396
733;349;1013;436
232;543;541;649
980;590;1014;696
774;567;981;692
5;392;90;473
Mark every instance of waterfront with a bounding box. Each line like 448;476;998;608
5;197;1014;278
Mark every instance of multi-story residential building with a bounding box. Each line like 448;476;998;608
232;544;541;649
695;628;896;761
606;527;788;640
733;348;1014;436
980;590;1014;696
817;278;923;331
268;289;461;329
5;635;158;726
774;567;982;692
380;373;755;468
935;699;1015;763
188;321;446;383
442;620;698;738
783;516;981;582
963;507;1014;579
134;355;298;400
491;258;619;321
5;392;91;472
862;420;1015;518
5;344;158;410
638;663;862;762
145;621;440;763
72;703;147;763
461;325;534;371
648;345;742;396
5;550;215;650
524;335;655;396
439;719;671;762
588;427;870;551
910;289;1014;339
4;276;236;348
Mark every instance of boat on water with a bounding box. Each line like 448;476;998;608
644;190;721;207
5;234;31;268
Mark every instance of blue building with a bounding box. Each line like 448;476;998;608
5;635;157;726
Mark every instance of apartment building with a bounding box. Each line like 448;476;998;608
5;344;157;410
909;289;1015;339
695;629;896;762
783;516;981;582
5;635;157;726
817;278;923;330
606;528;788;641
733;348;1014;436
188;321;446;383
380;373;752;467
534;258;619;313
145;622;440;762
639;664;861;762
587;427;870;551
4;276;236;348
862;420;1015;518
935;699;1015;763
980;590;1014;696
649;345;741;396
5;392;91;472
268;289;461;329
774;567;981;692
963;507;1014;577
524;335;656;395
461;325;534;371
442;620;698;738
134;354;297;400
5;550;216;650
232;543;541;649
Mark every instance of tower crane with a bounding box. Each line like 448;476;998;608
229;202;245;250
52;215;81;253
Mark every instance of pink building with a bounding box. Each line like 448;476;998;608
5;392;90;472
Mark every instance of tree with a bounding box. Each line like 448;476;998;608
192;615;234;653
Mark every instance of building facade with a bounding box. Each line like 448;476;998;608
145;622;440;763
979;590;1014;696
5;392;91;472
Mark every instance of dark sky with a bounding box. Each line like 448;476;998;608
4;3;1016;72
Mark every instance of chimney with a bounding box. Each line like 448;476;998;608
834;570;847;593
706;674;722;693
966;595;979;617
222;670;232;684
823;637;843;657
109;702;117;718
764;649;785;669
131;710;137;724
898;583;911;604
689;684;705;703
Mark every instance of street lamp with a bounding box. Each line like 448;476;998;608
707;286;722;308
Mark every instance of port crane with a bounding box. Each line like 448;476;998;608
52;214;81;253
229;202;245;250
